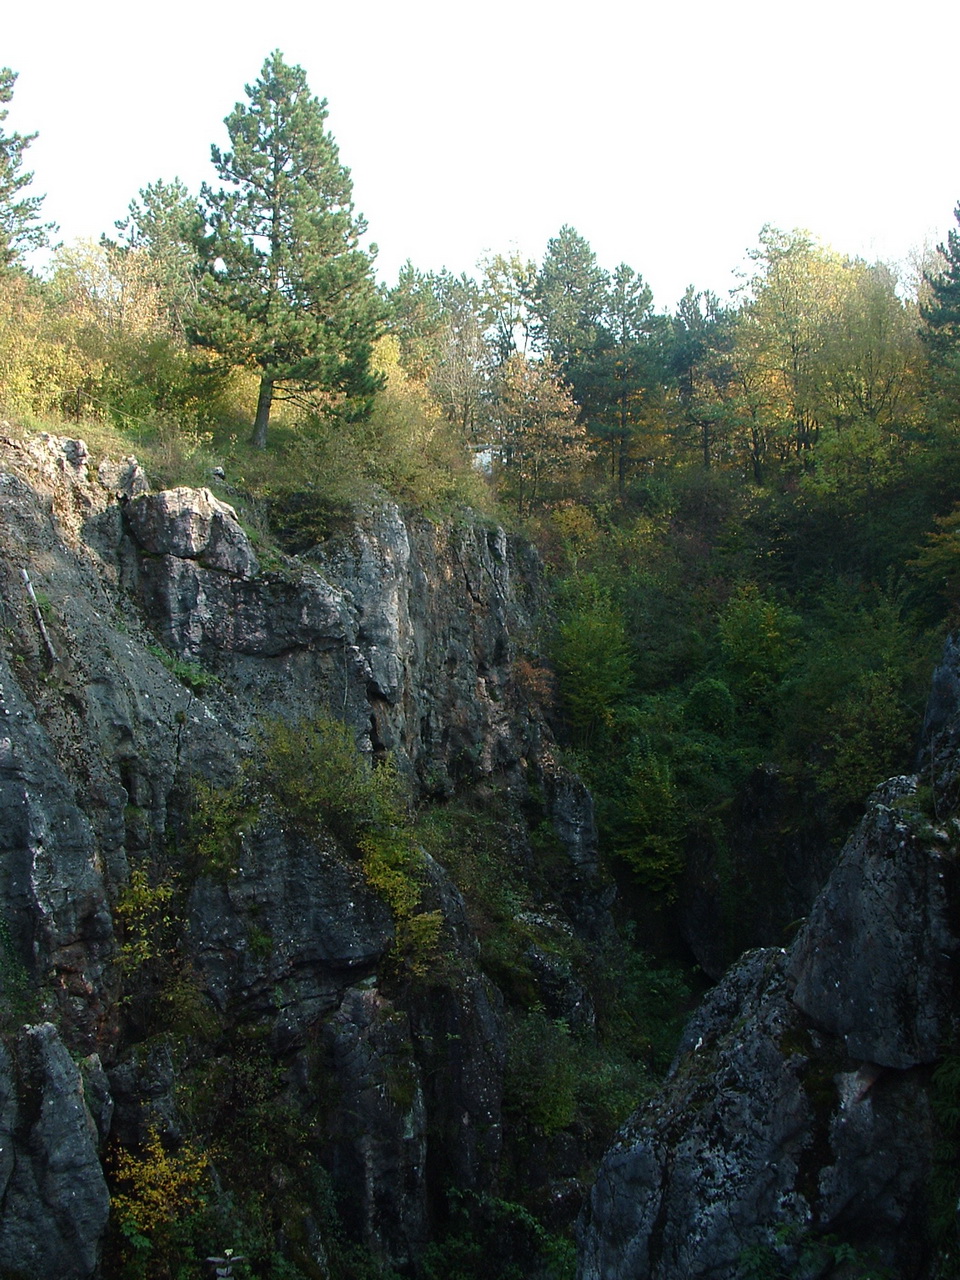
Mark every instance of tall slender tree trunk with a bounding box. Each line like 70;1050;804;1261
251;375;274;449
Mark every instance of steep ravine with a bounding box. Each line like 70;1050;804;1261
0;432;956;1279
578;673;960;1275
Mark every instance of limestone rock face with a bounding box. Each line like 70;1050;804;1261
579;944;934;1280
187;819;395;1044
579;760;957;1278
0;652;116;1051
124;486;260;576
323;987;430;1267
0;434;604;1276
0;1024;110;1280
919;630;960;811
788;776;959;1069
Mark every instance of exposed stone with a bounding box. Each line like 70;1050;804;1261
187;819;394;1045
404;968;506;1222
579;754;957;1279
0;436;607;1276
579;946;934;1280
0;652;116;1052
125;486;260;577
920;630;960;815
788;775;959;1069
525;943;596;1033
322;987;429;1268
96;454;150;499
0;1024;110;1280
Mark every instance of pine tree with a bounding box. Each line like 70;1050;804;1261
194;51;382;448
112;179;204;338
921;203;960;416
532;225;607;372
0;68;54;268
588;263;661;492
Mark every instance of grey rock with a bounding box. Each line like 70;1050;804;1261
788;775;959;1068
919;630;960;814
125;486;259;577
0;437;612;1275
538;752;614;939
106;1037;180;1148
188;819;394;1044
0;653;116;1051
407;970;507;1194
525;943;596;1033
322;987;429;1269
79;1053;114;1144
579;951;814;1280
0;1023;110;1279
97;454;150;499
579;948;933;1280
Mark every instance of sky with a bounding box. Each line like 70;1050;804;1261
5;0;960;311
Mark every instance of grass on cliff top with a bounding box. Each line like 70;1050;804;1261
2;336;500;545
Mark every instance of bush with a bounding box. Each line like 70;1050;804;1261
255;715;441;977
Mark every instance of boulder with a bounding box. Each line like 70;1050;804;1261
124;486;259;577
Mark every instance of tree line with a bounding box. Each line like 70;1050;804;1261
7;50;960;915
4;50;955;504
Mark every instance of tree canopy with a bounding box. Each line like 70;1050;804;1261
0;68;54;269
193;51;382;447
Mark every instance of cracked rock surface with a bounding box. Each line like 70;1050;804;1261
579;746;959;1277
0;433;609;1277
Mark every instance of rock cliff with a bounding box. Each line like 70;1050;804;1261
579;705;960;1273
0;433;611;1278
6;430;954;1280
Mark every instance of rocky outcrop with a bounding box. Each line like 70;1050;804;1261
122;485;545;792
0;433;606;1276
0;1023;110;1280
579;755;959;1275
788;776;959;1070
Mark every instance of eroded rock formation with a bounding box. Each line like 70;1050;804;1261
0;433;608;1277
579;765;959;1277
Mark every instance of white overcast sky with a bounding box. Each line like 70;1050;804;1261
5;0;960;311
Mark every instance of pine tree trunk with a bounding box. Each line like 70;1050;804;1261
251;376;274;449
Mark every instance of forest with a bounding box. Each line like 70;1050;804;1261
4;48;960;1279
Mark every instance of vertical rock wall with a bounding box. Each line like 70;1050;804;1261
0;434;607;1277
579;764;960;1276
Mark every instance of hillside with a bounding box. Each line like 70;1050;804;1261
0;431;956;1279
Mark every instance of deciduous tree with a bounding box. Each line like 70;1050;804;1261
668;286;738;469
493;354;587;512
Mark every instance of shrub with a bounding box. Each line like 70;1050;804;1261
109;1126;210;1279
256;715;440;977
